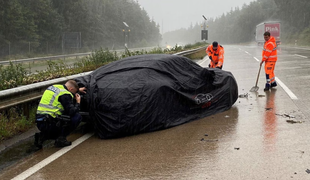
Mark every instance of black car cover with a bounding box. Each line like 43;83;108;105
75;54;238;139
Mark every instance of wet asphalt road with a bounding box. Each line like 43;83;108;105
1;44;310;180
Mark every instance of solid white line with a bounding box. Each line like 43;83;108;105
198;56;209;66
254;57;260;62
275;77;298;100
12;133;94;180
294;54;308;58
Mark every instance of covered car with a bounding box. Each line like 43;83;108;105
75;54;238;139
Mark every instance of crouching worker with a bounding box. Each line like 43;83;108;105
206;41;224;69
34;80;87;149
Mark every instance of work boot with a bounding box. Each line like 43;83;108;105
54;136;72;147
271;81;277;88
264;83;270;91
34;132;44;149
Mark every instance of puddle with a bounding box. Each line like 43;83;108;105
0;123;91;173
0;137;39;172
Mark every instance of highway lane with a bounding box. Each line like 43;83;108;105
233;45;310;117
1;44;310;180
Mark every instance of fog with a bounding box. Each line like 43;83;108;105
137;0;256;33
1;0;309;59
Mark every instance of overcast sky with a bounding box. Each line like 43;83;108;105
137;0;256;33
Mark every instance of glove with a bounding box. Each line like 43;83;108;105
209;56;212;60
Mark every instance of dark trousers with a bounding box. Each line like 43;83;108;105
36;114;82;139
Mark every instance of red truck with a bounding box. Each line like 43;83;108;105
255;22;281;46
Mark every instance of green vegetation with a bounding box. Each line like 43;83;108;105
0;62;29;90
0;42;208;91
185;49;207;60
0;48;139;91
0;107;35;141
0;0;162;60
0;0;210;142
0;42;207;141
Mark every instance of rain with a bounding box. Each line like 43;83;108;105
1;0;310;179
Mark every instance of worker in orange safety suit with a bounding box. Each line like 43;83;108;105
260;31;278;91
206;41;224;69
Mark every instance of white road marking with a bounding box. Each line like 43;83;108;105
251;54;297;100
254;57;260;62
198;56;209;66
245;51;251;55
239;49;260;62
294;54;308;58
275;77;298;100
12;133;94;180
198;52;297;100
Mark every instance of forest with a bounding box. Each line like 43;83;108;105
163;0;310;46
1;0;309;59
0;0;162;58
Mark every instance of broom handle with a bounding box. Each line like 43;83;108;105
255;64;262;86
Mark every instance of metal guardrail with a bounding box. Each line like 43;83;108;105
0;46;159;65
174;46;207;56
0;46;206;112
0;72;91;111
0;53;92;65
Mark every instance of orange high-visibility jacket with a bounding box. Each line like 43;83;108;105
262;36;277;62
206;44;224;68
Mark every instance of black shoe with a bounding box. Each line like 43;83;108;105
54;136;72;147
34;133;44;149
264;83;270;91
271;82;277;88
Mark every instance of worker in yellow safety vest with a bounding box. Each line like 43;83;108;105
34;80;86;148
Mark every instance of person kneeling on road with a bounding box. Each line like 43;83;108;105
34;80;87;148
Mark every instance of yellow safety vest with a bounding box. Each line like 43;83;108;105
37;85;73;118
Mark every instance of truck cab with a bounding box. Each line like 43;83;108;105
255;22;281;46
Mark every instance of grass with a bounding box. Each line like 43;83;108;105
185;49;207;60
0;42;208;142
0;107;36;141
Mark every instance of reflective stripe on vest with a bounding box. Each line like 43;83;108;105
263;41;277;61
37;85;73;118
263;46;277;52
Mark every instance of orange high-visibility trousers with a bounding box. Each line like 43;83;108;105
265;61;276;84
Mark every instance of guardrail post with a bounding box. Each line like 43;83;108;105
9;42;11;59
23;103;30;119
